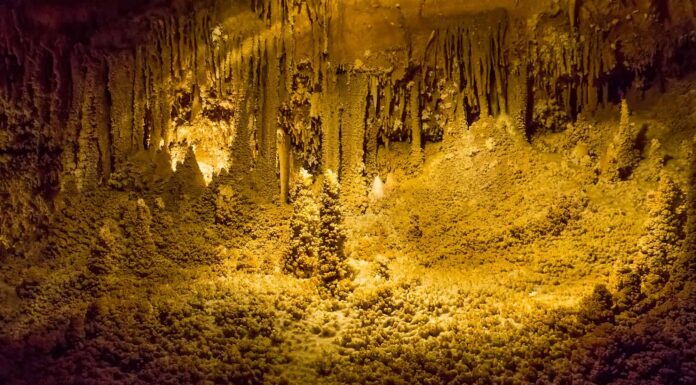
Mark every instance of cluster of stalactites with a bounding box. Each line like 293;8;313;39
428;11;510;119
358;11;511;150
0;7;221;187
527;20;618;118
0;0;297;190
2;0;694;224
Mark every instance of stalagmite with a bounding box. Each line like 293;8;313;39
1;1;695;385
370;175;384;200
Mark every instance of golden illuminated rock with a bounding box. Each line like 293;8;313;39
0;1;694;385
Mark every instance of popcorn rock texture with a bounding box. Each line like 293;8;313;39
0;1;695;384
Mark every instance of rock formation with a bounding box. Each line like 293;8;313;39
0;1;695;384
2;0;694;250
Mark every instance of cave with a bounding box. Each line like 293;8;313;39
1;1;695;384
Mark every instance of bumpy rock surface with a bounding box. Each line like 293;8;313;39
0;1;695;385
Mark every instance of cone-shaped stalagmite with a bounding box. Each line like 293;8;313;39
318;169;349;294
286;169;320;278
1;2;696;384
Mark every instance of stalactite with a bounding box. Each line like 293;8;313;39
64;48;87;185
107;51;135;164
337;72;368;209
132;46;146;153
75;64;102;190
277;128;290;202
94;62;112;181
1;0;694;247
363;75;381;178
320;71;341;174
408;79;422;168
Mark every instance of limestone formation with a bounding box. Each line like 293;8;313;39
3;1;693;247
0;1;695;385
286;168;321;277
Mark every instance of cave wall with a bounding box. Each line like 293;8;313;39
1;0;695;254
